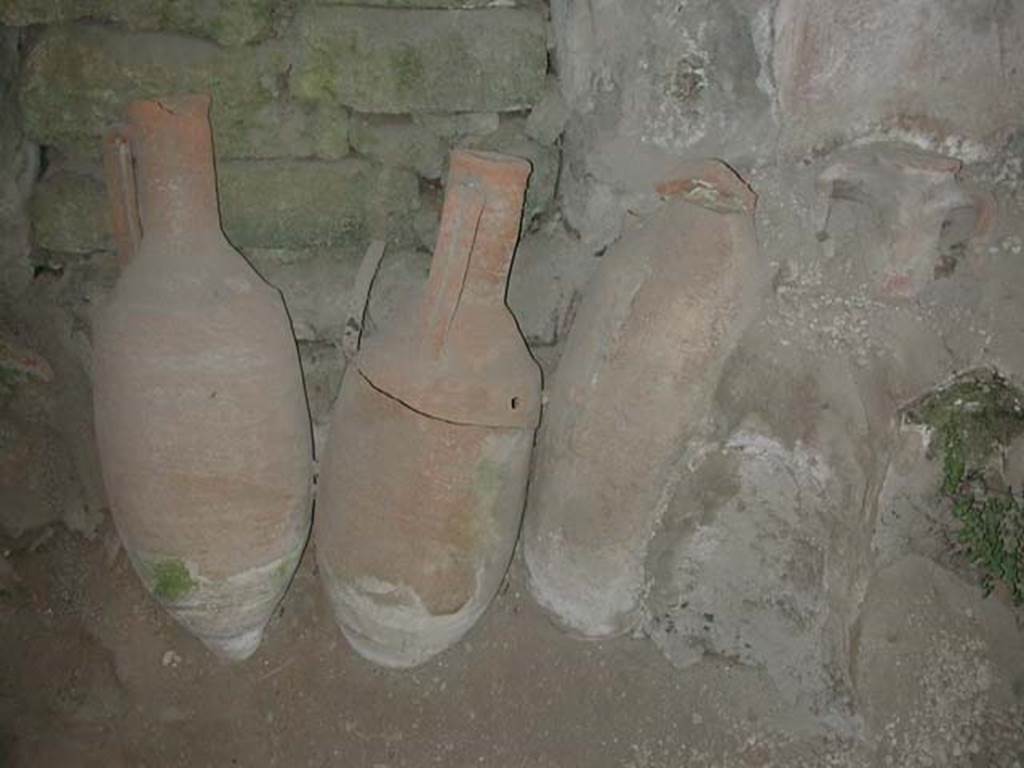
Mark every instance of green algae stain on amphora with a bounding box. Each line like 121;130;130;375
151;558;199;602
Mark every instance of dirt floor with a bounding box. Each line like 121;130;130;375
3;516;1021;768
0;517;888;768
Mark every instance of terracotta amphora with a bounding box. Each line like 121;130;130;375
316;150;541;668
93;95;313;660
523;160;766;639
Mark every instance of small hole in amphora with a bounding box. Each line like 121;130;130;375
510;397;520;411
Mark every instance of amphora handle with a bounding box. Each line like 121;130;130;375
421;182;486;358
103;127;142;267
342;240;387;360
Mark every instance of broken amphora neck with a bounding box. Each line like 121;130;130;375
419;149;531;358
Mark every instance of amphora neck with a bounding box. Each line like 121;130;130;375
420;150;531;356
109;94;223;256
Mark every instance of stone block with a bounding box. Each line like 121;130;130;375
372;167;425;249
28;160;420;254
316;0;502;7
307;108;352;161
245;248;361;342
507;223;595;347
774;0;1024;153
17;26;318;163
29;171;111;254
220;102;351;161
411;183;443;252
0;25;16;83
0;0;276;47
365;248;431;338
296;340;345;460
219;160;420;249
350;114;446;179
413;112;499;140
292;7;547;113
461;117;559;222
248;246;431;344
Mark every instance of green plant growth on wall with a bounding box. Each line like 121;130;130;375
906;370;1024;605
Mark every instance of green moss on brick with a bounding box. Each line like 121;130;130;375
292;7;547;113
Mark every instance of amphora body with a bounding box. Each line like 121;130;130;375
316;150;541;668
524;161;765;638
93;95;312;660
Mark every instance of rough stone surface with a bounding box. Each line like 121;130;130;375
550;0;776;249
0;331;81;538
774;0;1024;155
0;413;79;537
646;433;838;711
246;248;361;342
254;244;429;342
0;29;20;168
368;167;425;248
364;247;431;338
292;7;547;114
854;555;1024;762
647;276;920;719
0;0;277;47
525;79;570;146
296;340;345;462
0;28;33;298
17;26;301;162
0;310;108;537
317;0;516;6
29;171;112;255
413;112;499;141
816;143;993;298
412;183;443;252
462;117;559;222
871;425;948;570
350;114;446;179
507;221;594;347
